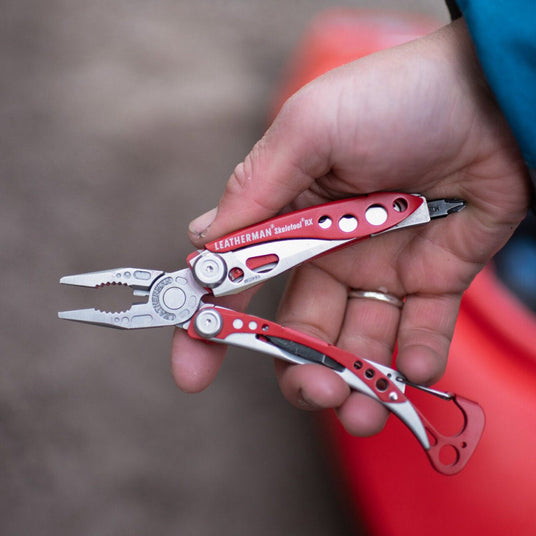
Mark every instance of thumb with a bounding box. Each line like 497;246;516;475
188;92;331;247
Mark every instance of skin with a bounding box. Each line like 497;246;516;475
171;19;530;437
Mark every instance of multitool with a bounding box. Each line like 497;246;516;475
59;191;484;475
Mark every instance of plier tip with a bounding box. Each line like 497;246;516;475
427;198;466;219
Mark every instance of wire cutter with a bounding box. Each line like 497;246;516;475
59;191;484;475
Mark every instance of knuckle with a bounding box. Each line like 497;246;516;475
224;139;265;197
223;139;281;214
226;161;249;197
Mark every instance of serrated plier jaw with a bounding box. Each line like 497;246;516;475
58;267;207;329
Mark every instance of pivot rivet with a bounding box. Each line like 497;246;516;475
194;309;223;339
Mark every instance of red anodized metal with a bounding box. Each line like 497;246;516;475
187;305;484;475
188;306;408;405
204;192;423;253
415;396;485;476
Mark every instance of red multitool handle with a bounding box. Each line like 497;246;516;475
193;307;407;403
204;192;423;253
188;306;485;475
417;396;485;475
188;306;409;404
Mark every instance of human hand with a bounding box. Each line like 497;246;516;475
171;19;530;436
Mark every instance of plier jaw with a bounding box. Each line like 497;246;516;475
59;267;207;330
59;267;165;290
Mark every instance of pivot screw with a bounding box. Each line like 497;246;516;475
194;309;223;339
193;252;227;288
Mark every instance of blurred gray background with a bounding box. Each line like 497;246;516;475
2;1;448;534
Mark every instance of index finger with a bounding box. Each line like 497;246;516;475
188;92;330;247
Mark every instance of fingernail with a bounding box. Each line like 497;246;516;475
189;207;217;238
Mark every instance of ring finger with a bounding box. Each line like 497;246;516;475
335;288;402;436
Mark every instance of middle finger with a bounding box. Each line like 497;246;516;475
275;262;351;409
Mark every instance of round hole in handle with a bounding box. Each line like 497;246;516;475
338;214;358;233
365;205;388;226
376;378;389;391
318;216;332;229
438;444;460;467
393;198;409;213
229;267;244;282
